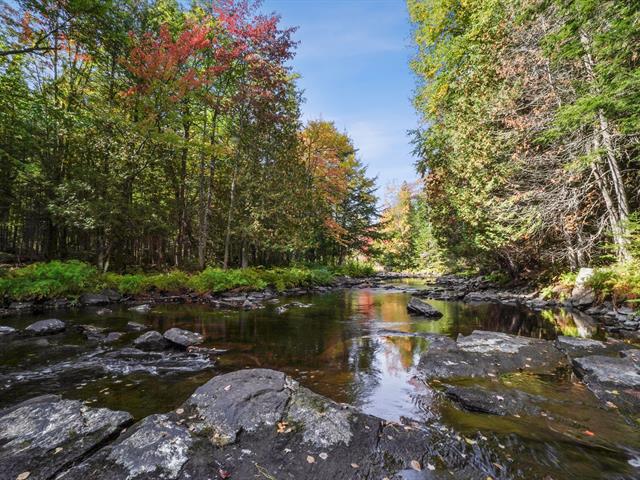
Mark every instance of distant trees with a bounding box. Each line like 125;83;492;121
0;0;378;270
408;0;640;275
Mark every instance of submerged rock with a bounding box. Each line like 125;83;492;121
57;368;489;480
555;335;631;359
0;395;132;480
443;384;544;416
163;328;203;348
407;297;443;318
25;318;66;335
133;331;169;351
418;330;569;380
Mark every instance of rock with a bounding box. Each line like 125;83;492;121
100;289;122;302
0;395;132;480
570;267;596;307
79;293;110;306
103;332;123;343
133;331;169;351
24;319;66;335
275;305;288;314
242;299;262;310
163;328;203;348
126;321;148;332
406;297;443;318
0;326;17;336
96;308;113;316
572;353;640;415
9;302;34;312
443;384;544;416
555;336;629;358
418;330;569;380
77;324;107;341
128;304;151;314
57;369;489;480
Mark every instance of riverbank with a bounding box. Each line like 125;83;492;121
0;261;385;314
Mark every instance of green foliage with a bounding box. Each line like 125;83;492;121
587;262;640;303
189;268;269;293
330;261;375;278
0;261;100;300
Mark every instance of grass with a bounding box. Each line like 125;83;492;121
0;260;376;301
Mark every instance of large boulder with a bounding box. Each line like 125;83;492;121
418;330;569;380
570;267;596;307
0;395;132;480
406;297;443;318
133;331;169;351
57;369;491;479
163;328;203;348
25;318;66;335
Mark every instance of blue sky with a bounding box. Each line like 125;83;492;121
261;0;419;196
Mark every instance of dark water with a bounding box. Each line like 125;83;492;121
1;282;639;479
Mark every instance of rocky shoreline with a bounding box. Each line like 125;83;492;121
2;328;639;479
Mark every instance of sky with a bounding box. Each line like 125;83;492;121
260;0;419;197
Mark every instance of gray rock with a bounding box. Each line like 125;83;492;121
573;353;640;415
133;331;169;351
104;332;124;343
96;308;113;316
444;385;544;416
570;267;596;307
418;330;569;380
126;321;148;332
128;304;151;314
0;325;17;335
100;289;122;302
79;293;110;306
163;328;203;348
554;336;631;359
25;318;66;335
77;324;107;340
0;395;132;480
406;297;443;318
9;301;33;312
58;369;490;480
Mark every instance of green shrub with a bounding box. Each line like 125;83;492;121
0;260;100;300
587;262;640;304
189;268;268;293
331;261;375;278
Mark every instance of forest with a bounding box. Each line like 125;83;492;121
0;0;377;273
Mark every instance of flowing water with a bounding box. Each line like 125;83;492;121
1;280;638;479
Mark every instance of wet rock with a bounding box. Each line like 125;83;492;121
104;332;124;343
126;321;148;332
128;304;151;314
443;384;543;416
56;368;491;480
96;308;113;316
0;395;132;480
570;267;596;308
133;331;169;351
572;353;640;415
418;330;569;380
25;318;66;335
406;297;443;318
555;335;631;359
163;328;203;348
242;299;263;310
79;293;110;306
100;289;122;302
0;325;17;336
9;301;34;312
58;414;192;480
77;324;107;341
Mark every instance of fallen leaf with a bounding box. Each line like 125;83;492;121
16;473;30;480
427;463;436;471
307;455;315;464
464;437;477;445
319;452;328;460
277;421;288;433
176;408;184;415
410;460;421;471
584;430;595;436
351;463;359;469
218;468;231;479
224;385;231;391
53;447;63;454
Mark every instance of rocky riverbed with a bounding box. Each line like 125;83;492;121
1;279;639;479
